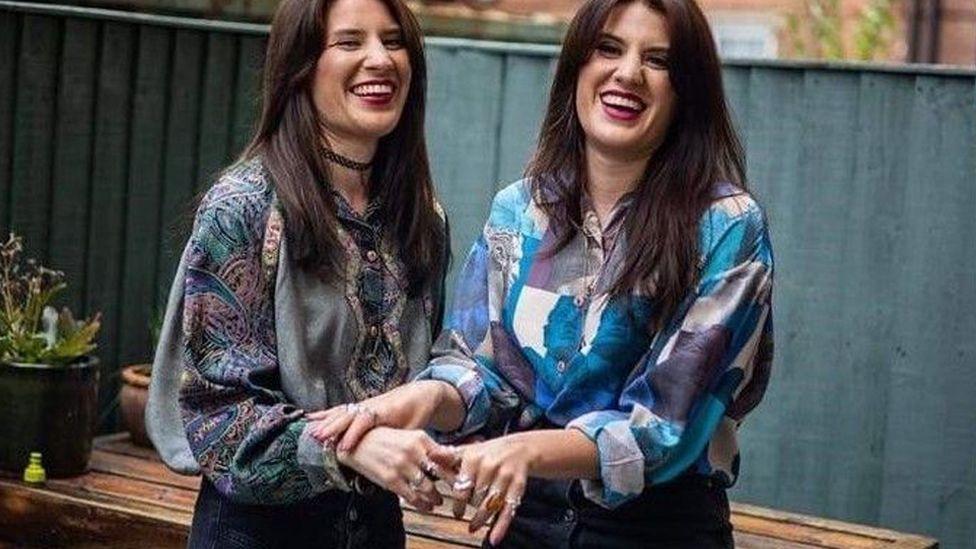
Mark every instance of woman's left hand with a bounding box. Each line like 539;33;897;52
428;435;537;546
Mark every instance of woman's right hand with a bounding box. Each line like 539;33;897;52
335;426;452;513
307;380;462;453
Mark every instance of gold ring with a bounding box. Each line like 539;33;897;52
485;489;504;514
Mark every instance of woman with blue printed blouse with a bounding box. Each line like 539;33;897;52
145;0;455;546
313;0;774;547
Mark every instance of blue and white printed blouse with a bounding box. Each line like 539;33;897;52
416;179;774;509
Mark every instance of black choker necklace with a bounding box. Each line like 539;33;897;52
321;145;373;172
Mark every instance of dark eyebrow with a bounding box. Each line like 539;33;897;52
329;28;365;40
598;32;669;54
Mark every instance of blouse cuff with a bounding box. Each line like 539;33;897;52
567;410;647;509
297;422;352;492
415;363;490;440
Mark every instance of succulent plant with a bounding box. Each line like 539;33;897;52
0;233;100;365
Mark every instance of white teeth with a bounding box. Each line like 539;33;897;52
601;93;645;111
353;83;394;96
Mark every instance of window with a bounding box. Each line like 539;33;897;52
709;13;780;59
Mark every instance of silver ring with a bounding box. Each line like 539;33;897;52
505;495;521;507
363;406;378;425
452;474;474;491
408;470;424;490
345;403;361;413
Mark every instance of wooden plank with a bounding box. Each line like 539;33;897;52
408;537;477;549
731;503;937;548
403;507;480;547
155;28;203;306
48;18;98;315
85;20;136;430
195;31;236;193
89;447;200;491
9;14;58;261
117;25;171;367
0;478;190;548
52;469;199;513
0;10;18;233
879;74;976;549
229;34;264;157
495;53;553;184
95;432;167;460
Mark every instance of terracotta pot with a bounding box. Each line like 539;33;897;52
0;357;100;476
120;364;152;447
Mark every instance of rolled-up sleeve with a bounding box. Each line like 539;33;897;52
568;196;774;508
414;192;524;441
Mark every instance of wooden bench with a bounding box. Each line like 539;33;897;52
0;435;937;548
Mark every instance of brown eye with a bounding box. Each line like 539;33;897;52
644;54;669;69
334;39;360;50
383;37;404;50
596;41;621;57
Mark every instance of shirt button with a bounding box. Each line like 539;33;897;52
369;325;379;337
573;295;585;308
348;506;358;522
556;360;567;373
562;509;575;522
365;250;378;263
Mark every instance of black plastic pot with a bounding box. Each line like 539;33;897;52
0;357;99;477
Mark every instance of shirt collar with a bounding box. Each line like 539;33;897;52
579;188;635;246
330;187;382;229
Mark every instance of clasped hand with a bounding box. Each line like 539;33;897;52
307;398;530;546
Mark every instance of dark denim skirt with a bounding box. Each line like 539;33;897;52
484;475;734;549
188;479;405;549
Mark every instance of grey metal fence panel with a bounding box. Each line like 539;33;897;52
0;3;974;547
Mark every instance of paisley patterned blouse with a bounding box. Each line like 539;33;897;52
416;179;773;509
146;157;447;504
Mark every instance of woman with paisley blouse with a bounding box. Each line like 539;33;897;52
313;0;775;547
145;0;453;546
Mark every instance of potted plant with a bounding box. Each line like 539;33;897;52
119;312;161;447
0;234;101;477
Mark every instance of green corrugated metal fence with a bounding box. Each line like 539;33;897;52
1;2;974;547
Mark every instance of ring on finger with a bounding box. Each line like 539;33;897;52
453;474;473;492
345;403;361;414
484;488;505;514
408;470;425;490
505;496;521;517
421;460;439;479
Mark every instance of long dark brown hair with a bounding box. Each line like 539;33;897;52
242;0;444;294
527;0;745;329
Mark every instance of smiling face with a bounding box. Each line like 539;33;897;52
313;0;412;147
575;1;676;161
